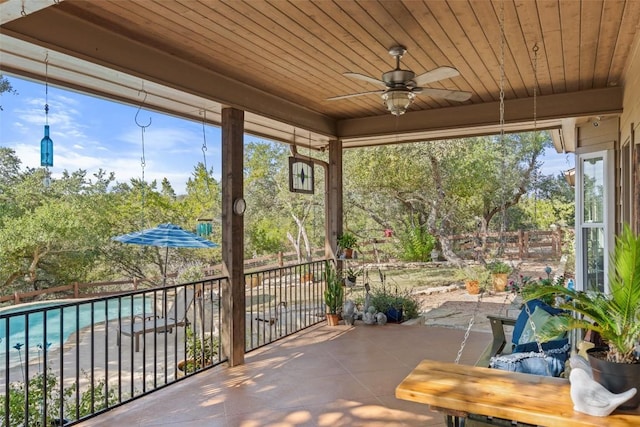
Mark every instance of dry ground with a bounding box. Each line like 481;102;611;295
412;259;565;332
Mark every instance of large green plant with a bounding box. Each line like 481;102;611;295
523;225;640;363
323;261;344;314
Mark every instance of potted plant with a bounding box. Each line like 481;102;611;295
486;260;512;292
178;326;219;376
523;225;640;409
337;232;358;258
324;261;344;326
457;266;491;295
344;266;362;286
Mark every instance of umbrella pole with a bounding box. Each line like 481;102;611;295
163;246;169;312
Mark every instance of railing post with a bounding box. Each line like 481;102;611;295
74;282;79;298
13;291;19;305
523;231;530;258
278;251;283;267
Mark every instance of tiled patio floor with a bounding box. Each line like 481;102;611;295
77;323;490;427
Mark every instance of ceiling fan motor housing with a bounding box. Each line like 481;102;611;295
382;69;415;87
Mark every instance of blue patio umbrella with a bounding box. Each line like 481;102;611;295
113;223;218;286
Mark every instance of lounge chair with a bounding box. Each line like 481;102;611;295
117;287;195;352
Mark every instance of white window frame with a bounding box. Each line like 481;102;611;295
575;149;615;293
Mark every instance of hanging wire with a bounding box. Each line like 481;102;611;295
497;0;508;255
44;53;49;125
201;109;214;198
532;44;540;224
135;88;151;227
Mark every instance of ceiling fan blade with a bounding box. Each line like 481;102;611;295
327;90;385;101
343;72;386;87
420;88;472;102
413;66;460;86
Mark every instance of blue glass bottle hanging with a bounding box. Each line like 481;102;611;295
40;124;53;167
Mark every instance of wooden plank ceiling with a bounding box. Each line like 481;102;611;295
1;0;638;150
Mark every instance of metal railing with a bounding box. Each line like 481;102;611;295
0;260;329;425
1;278;225;426
245;260;327;352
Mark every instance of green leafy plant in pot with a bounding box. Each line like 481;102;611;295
178;326;219;375
337;232;358;259
523;224;640;409
457;266;491;295
486;260;512;292
324;261;344;326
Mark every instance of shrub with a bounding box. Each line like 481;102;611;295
398;225;435;262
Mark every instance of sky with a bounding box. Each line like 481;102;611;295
0;75;574;194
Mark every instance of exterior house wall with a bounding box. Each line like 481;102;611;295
619;31;640;232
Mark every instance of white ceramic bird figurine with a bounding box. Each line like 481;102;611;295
569;366;637;417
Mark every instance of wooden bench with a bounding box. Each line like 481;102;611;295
396;358;640;427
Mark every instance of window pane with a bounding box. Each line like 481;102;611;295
583;157;604;223
583;227;605;292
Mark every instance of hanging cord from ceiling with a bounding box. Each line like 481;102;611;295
135;88;152;228
497;0;508;256
201;109;213;197
532;44;540;225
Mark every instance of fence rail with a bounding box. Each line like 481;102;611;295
448;229;565;260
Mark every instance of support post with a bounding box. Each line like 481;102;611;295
327;139;343;260
221;107;245;366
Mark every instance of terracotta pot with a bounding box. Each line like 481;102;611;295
326;313;340;326
492;273;508;292
588;348;640;409
465;280;480;295
343;248;354;259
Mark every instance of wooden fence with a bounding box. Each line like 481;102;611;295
1;230;565;306
448;229;565;260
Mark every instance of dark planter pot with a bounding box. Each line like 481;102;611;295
386;307;403;323
587;347;640;409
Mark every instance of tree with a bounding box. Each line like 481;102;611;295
0;74;17;110
344;132;553;265
243;141;325;260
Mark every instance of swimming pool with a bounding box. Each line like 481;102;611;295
0;296;154;367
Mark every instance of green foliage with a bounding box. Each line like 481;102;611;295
486;260;512;274
247;217;287;255
368;285;420;320
0;369;119;426
337;232;357;249
456;266;491;290
523;225;640;363
181;326;219;373
323;261;344;314
398;224;435;262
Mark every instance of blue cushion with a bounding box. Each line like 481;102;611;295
511;299;565;345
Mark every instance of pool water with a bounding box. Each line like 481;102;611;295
0;296;154;366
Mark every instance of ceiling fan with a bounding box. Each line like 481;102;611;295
328;46;472;116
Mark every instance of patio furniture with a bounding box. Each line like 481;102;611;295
395;359;640;427
477;299;570;377
117;287;195;352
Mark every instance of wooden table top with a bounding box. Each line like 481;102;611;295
396;359;640;427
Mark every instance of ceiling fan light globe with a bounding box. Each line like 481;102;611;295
382;90;415;116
